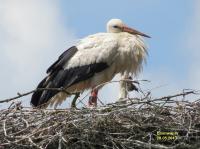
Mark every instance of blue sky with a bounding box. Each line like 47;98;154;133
61;0;197;83
0;0;199;108
60;0;194;75
58;0;199;91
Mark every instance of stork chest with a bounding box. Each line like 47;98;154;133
115;35;146;74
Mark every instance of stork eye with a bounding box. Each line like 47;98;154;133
113;25;118;28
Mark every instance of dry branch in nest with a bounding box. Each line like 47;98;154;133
0;89;200;149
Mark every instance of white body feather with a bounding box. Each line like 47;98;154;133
50;32;147;107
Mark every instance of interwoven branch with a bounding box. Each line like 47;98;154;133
0;89;200;149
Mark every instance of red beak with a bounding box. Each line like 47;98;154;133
122;26;151;38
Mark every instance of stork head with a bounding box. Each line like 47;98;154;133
107;19;150;38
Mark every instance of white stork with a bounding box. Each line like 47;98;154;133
31;18;150;108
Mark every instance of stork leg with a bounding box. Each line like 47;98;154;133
119;73;138;100
88;88;98;107
71;92;80;109
119;73;129;99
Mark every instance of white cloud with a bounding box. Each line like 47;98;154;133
0;0;76;107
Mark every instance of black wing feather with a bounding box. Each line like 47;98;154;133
31;45;109;107
46;46;78;74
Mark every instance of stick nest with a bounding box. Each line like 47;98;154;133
0;90;200;149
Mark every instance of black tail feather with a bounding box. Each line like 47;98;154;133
31;77;47;107
30;77;59;107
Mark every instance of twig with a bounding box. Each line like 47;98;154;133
0;87;74;104
3;120;7;137
0;82;200;148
